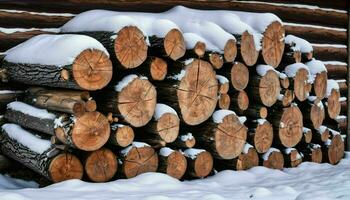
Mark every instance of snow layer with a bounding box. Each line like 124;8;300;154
180;133;194;142
284;63;311;82
168;70;186;81
7;101;56;120
159;147;175;157
114;74;138;92
262;148;280;161
5;34;108;67
326;79;340;97
153;104;177;120
120;142;150;156
242;143;253;154
183;148;205;159
2;123;51;154
216;75;229;84
3;153;350;199
256;64;279;76
183;33;220;52
0;90;23;94
0;27;60;34
285;35;313;53
212;110;236;123
305;59;327;75
302;127;311;133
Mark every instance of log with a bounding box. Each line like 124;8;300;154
270;105;303;148
303;98;325;129
283;148;303;168
261;148;284;170
280;74;290;89
323;134;344;165
2;48;113;91
216;75;229;94
109;124;134;148
312;126;330;144
204;53;223;69
338;81;347;96
24;87;89;116
275;89;295;107
0;124;83;183
326;88;341;119
187;110;247;160
156;59;218;125
301;127;313;144
183;149;213;178
119;143;158;178
299;143;322;163
282;47;301;65
95;75;157;127
247;119;273;154
215;144;259;171
312;46;347;62
218;62;249;91
325;116;347;133
325;64;347;79
139;104;180;145
158;148;187;179
5;102;110;151
285;65;311;101
249;70;281;107
84;147;118;182
0;89;24;111
230;90;249;112
170;133;196;149
217;93;230;110
237;31;259;67
68;27;148;69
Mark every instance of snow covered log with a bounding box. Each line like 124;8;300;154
305;59;328;99
284;35;313;62
261;148;284;170
108;123;134;148
247;119;273;154
158;147;187;180
270;105;303;148
216;75;229;94
156;59;218;125
186;110;247;160
284;63;312;101
4;102;110;151
230;90;249;112
84;147;118;182
95;75;157;127
249;66;281;107
325;80;341;120
183;149;213;178
170;133;196;149
137;104;179;146
282;148;303;168
0;124;83;183
322;133;344;165
24;87;91;116
217;62;249;91
302;98;325;129
298;143;322;163
118;142;158;179
215;144;259;171
1;34;113;91
280;74;290;89
325;116;347;134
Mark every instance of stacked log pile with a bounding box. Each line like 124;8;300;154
0;6;346;184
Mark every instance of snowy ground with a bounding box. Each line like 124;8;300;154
1;153;350;200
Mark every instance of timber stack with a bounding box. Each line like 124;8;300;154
0;5;346;184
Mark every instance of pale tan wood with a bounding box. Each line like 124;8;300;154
261;21;285;67
49;153;84;183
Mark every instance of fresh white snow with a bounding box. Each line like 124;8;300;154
284;22;346;32
262;148;280;161
120;142;150;156
302;127;311;133
180;133;194;142
285;35;313;53
183;33;220;52
322;61;347;66
153;103;177;120
4;34;109;67
2;123;51;154
0;27;60;34
326;79;340;97
0;9;75;17
242;143;253;154
183;148;205;159
168;70;186;81
312;43;347;48
114;74;138;92
0;90;23;94
256;64;279;76
318;126;328;134
284;63;310;81
216;75;229;84
159;147;175;157
7;101;56;120
212;110;236;123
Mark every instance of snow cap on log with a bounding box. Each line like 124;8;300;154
153;103;177;120
183;33;220;52
306;59;327;75
242;143;254;154
284;63;310;79
7;101;55;120
285;35;313;53
159;147;175;157
4;34;109;67
121;142;150;156
262;148;280;161
2;123;51;154
326;79;339;97
183;148;205;160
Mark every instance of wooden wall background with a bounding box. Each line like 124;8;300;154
0;0;349;147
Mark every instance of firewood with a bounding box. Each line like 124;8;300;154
298;143;322;163
158;147;187;179
170;133;196;149
5;102;110;151
312;126;330;144
325;87;341;120
247;119;273;154
95;75;157;127
282;148;303;168
236;31;259;67
230;90;249;112
84;147;118;182
218;62;249;91
302;97;325;129
275;89;295;107
217;93;230;110
0;123;83;183
284;63;311;101
261;148;284;170
322;133;344;165
243;105;268;119
156;59;218;125
118;142;158;179
186;110;247;160
300;127;313;144
183;149;213;178
280;73;290;89
109;124;134;148
216;75;229;94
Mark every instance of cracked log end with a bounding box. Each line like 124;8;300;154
279;106;303;148
327;89;341;119
49;153;83;183
254;121;273;154
262;21;285;67
231;62;249;91
85;148;118;182
259;70;280;107
240;31;259;66
164;29;186;61
157;113;180;143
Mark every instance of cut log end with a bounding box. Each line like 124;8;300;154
280;77;290;89
209;53;224;69
314;71;328;99
85;99;97;112
327;89;341;119
150;57;168;81
118;78;157;127
288;149;303;168
163;151;187;179
71;111;110;151
240;31;259;66
72;102;86;117
115;26;148;69
263;151;284;170
236;148;259;170
303;129;313;144
123;146;158;178
85;148;117;182
215;114;247;159
294;68;310;101
111;125;135;147
192;151;213;178
259;70;281;107
231;62;249;91
194;41;206;57
326;135;344;165
164;29;186;61
310;99;325;129
48;153;83;183
178;59;218;125
73;49;113;91
311;147;323;163
237;90;249;111
254;121;273;153
60;69;70;81
279;106;303;148
259;107;268;119
262;21;285;67
224;39;237;63
218;93;230;110
280;89;295;107
157;113;180;143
